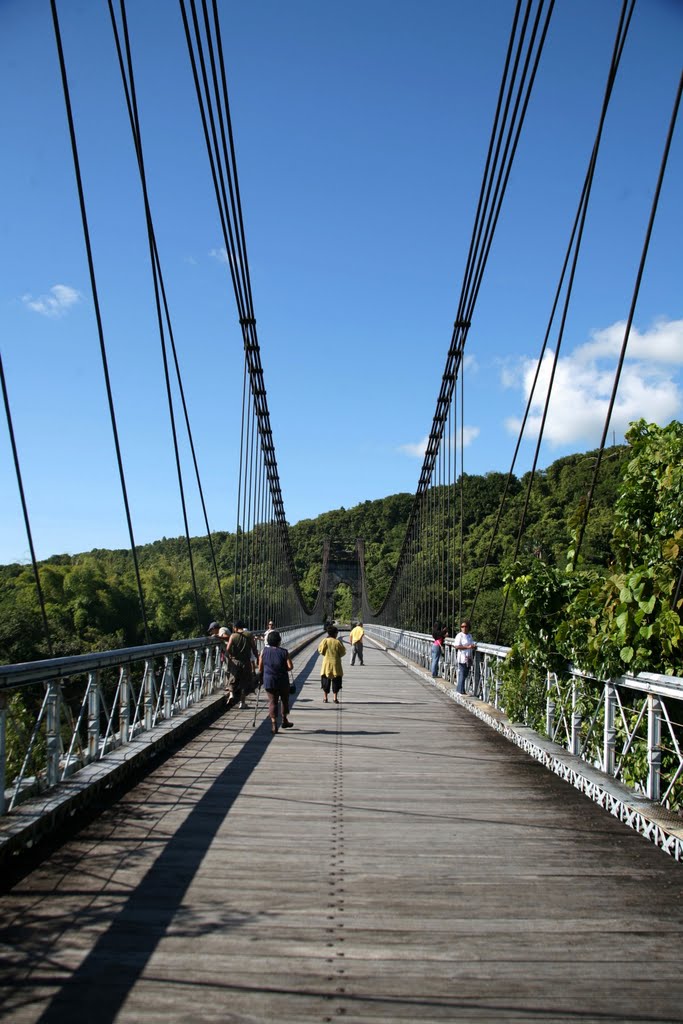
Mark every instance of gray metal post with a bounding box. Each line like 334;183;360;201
647;695;662;802
604;683;617;776
87;671;100;764
144;660;154;732
0;693;7;816
192;649;204;699
163;658;174;720
120;666;130;744
46;680;61;787
571;678;582;756
546;671;555;740
179;654;189;710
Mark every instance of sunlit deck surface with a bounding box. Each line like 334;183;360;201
2;640;683;1024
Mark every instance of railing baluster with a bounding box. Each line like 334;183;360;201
604;683;617;777
163;658;174;720
46;680;61;787
179;655;189;710
120;665;130;744
571;678;582;756
546;671;555;740
647;695;662;802
144;659;154;732
87;671;100;763
0;693;7;816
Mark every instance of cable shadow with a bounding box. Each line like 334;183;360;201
33;717;275;1024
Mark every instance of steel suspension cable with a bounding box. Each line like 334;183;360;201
109;0;204;633
0;354;54;657
370;0;554;626
110;1;227;622
493;0;636;641
180;0;314;621
50;0;150;643
572;65;683;572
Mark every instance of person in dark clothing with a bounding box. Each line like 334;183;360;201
257;631;293;734
226;621;257;708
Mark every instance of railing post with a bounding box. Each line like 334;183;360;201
193;649;205;699
46;680;61;787
647;695;662;802
163;658;174;720
144;659;154;731
0;692;7;816
546;671;555;739
87;671;100;763
179;654;189;710
603;683;617;776
120;666;130;744
571;678;582;756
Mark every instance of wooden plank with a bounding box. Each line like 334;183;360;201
2;643;683;1023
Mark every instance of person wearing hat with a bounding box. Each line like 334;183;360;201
226;621;258;709
207;621;221;637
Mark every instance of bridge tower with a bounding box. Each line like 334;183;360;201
321;539;362;622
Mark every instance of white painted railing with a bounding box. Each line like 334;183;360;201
0;623;320;816
367;624;683;812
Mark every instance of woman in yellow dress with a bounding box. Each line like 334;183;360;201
318;625;346;703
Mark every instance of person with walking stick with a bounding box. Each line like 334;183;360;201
257;630;294;734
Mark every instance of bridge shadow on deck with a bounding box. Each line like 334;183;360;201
26;718;274;1024
4;645;683;1024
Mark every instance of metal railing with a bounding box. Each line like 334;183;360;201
0;623;319;817
367;625;683;812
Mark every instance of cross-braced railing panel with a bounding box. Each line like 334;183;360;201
0;639;225;815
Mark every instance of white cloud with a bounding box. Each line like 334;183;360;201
397;426;480;458
503;317;683;446
210;246;243;272
579;318;683;365
210;247;230;265
22;284;82;318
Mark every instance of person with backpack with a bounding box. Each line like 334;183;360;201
226;621;257;708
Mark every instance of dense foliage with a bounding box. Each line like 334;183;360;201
501;420;683;727
0;435;655;668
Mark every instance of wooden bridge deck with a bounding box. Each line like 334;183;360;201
2;640;683;1023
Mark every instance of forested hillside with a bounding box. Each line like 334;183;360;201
0;440;637;665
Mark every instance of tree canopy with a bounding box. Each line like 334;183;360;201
3;427;679;670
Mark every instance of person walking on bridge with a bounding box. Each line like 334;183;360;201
226;621;257;708
258;630;293;734
318;625;345;703
349;621;365;666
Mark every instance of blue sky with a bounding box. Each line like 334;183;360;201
1;0;681;565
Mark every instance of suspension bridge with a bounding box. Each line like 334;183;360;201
2;1;683;1021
